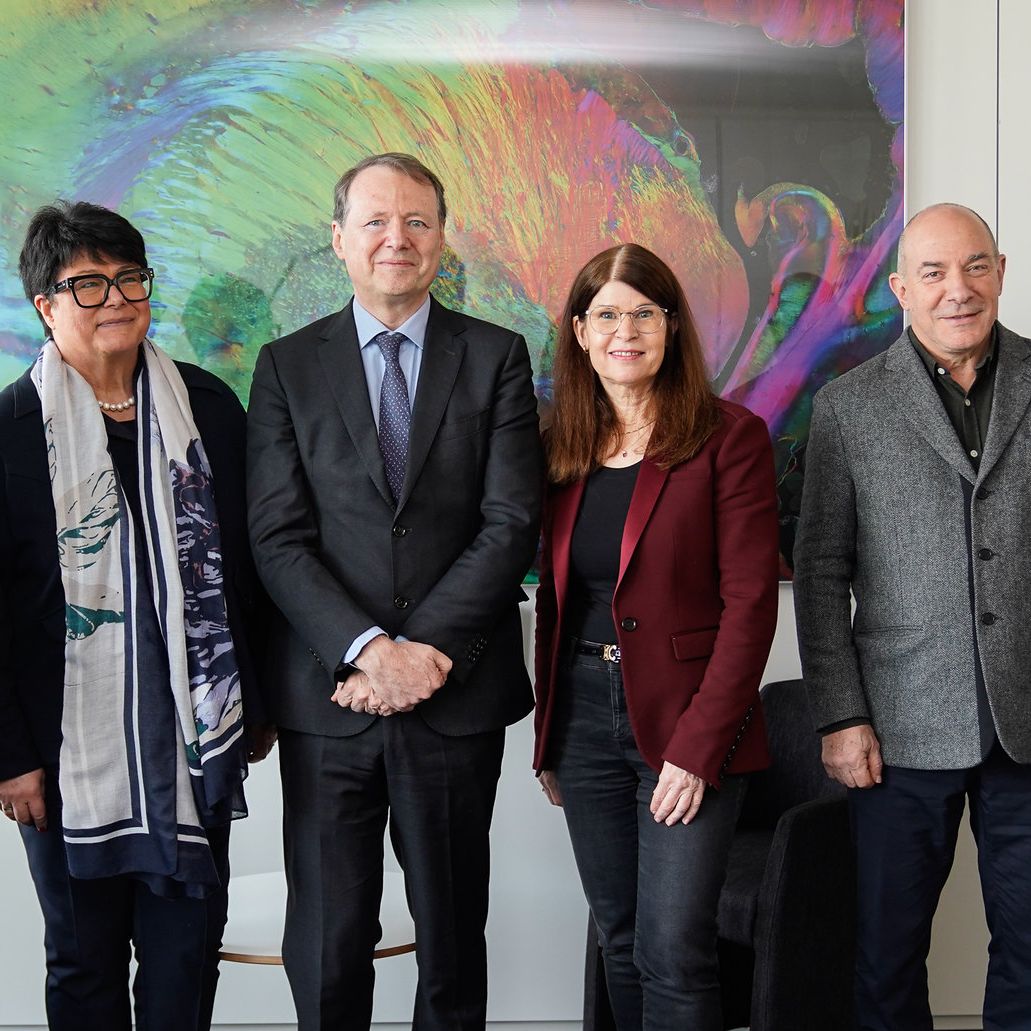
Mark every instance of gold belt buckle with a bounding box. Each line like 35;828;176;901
601;643;621;663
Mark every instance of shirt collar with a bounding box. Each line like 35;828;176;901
353;295;431;350
908;323;998;380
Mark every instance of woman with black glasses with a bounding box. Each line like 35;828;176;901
0;200;272;1031
533;243;779;1031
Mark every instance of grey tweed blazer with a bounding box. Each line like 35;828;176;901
794;324;1031;769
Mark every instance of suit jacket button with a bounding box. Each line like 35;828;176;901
978;548;994;560
394;596;410;609
620;617;638;632
976;486;991;500
392;525;409;538
981;612;997;625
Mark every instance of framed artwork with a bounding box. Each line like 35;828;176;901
0;0;904;573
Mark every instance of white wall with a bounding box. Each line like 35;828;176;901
0;1;1018;1026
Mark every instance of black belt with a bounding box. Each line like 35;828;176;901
571;637;621;664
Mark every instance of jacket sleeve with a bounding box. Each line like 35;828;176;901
532;485;557;768
0;453;43;781
792;388;870;730
661;411;780;783
211;386;274;728
247;343;380;672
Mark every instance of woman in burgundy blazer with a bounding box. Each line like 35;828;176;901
534;244;778;1031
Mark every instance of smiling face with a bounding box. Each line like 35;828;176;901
574;279;670;398
33;252;151;369
889;206;1005;367
331;164;445;327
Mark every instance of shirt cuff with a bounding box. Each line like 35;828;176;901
819;717;872;736
343;627;388;667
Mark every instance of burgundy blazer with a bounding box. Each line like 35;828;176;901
533;400;779;786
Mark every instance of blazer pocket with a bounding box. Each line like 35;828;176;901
853;625;922;635
671;626;718;661
436;407;490;441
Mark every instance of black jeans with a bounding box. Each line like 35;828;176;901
550;647;745;1031
850;741;1031;1031
20;783;230;1031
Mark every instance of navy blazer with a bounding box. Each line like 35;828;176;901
0;359;269;781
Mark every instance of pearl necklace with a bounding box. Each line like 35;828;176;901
97;396;136;413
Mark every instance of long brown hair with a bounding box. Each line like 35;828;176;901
545;243;719;484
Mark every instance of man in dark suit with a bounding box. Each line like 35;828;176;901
795;203;1031;1029
247;152;542;1031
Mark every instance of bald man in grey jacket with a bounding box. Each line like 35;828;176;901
795;203;1031;1031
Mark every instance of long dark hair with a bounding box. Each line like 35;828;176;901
546;243;718;484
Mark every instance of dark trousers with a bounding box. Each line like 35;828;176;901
850;742;1031;1031
278;715;505;1031
20;792;230;1031
549;649;745;1031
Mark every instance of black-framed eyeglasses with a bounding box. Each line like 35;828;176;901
50;268;155;308
583;304;669;335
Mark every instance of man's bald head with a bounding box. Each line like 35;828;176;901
896;203;998;277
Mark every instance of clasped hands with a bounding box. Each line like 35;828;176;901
331;635;452;716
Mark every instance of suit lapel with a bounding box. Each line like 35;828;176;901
548;480;585;615
397;298;465;510
317;304;394;507
977;325;1031;483
617;459;669;588
883;333;976;484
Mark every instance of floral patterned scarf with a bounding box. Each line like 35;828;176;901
31;338;244;893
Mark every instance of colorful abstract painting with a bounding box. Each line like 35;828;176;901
0;0;904;571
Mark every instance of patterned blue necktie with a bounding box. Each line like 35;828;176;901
375;331;410;502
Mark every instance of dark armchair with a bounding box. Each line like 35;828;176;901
583;678;856;1031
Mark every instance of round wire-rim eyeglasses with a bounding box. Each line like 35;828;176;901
583;305;669;335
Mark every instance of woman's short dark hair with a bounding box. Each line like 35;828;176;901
19;201;148;326
546;243;719;483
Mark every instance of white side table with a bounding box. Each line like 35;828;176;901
220;869;416;965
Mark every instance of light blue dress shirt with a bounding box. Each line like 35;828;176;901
343;296;430;666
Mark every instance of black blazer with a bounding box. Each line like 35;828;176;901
247;296;543;738
0;360;269;781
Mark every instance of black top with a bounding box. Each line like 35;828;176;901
104;416;143;526
104;416;162;610
567;462;641;642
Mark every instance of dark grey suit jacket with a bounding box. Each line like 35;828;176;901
247;296;543;738
794;324;1031;769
